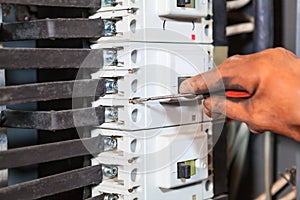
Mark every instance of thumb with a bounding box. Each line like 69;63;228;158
180;68;224;94
179;75;203;94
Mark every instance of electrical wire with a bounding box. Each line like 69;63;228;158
227;0;252;11
255;172;292;200
226;22;254;36
278;189;297;200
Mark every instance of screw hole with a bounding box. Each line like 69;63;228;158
131;50;138;63
131;79;138;93
130;19;137;33
131;168;138;182
131;109;139;122
130;139;138;152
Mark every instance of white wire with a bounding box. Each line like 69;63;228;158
256;172;291;200
227;0;252;11
278;189;297;200
226;22;255;36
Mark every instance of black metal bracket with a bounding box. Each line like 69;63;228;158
0;79;106;106
0;48;104;69
1;107;105;130
0;136;103;169
0;18;104;41
0;165;102;200
0;0;101;8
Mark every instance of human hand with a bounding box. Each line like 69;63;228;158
180;48;300;142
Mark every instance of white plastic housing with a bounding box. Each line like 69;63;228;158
91;42;213;130
91;124;213;200
91;42;214;100
90;0;213;43
90;0;215;199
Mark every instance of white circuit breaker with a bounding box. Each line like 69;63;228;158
89;0;214;199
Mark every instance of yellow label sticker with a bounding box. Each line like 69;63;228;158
185;159;196;176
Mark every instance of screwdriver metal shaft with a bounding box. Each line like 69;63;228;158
129;91;251;104
129;94;203;104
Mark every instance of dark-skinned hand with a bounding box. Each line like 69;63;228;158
180;48;300;142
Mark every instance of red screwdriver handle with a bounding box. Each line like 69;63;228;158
225;91;251;98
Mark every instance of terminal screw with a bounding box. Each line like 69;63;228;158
104;194;119;200
103;49;118;66
104;21;117;36
103;0;118;6
104;137;117;151
103;166;118;178
105;79;118;94
105;107;118;122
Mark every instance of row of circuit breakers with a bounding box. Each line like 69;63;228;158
88;0;214;199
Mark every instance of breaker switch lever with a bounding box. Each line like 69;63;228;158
177;163;191;179
177;0;191;7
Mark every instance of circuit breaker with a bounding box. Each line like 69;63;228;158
90;0;214;199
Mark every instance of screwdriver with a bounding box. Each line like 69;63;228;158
129;91;251;104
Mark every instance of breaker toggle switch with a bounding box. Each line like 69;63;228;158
177;163;191;179
177;0;191;7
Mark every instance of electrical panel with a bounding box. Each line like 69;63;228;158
90;0;214;199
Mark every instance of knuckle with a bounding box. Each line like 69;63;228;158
274;47;286;52
264;47;287;58
228;54;243;61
